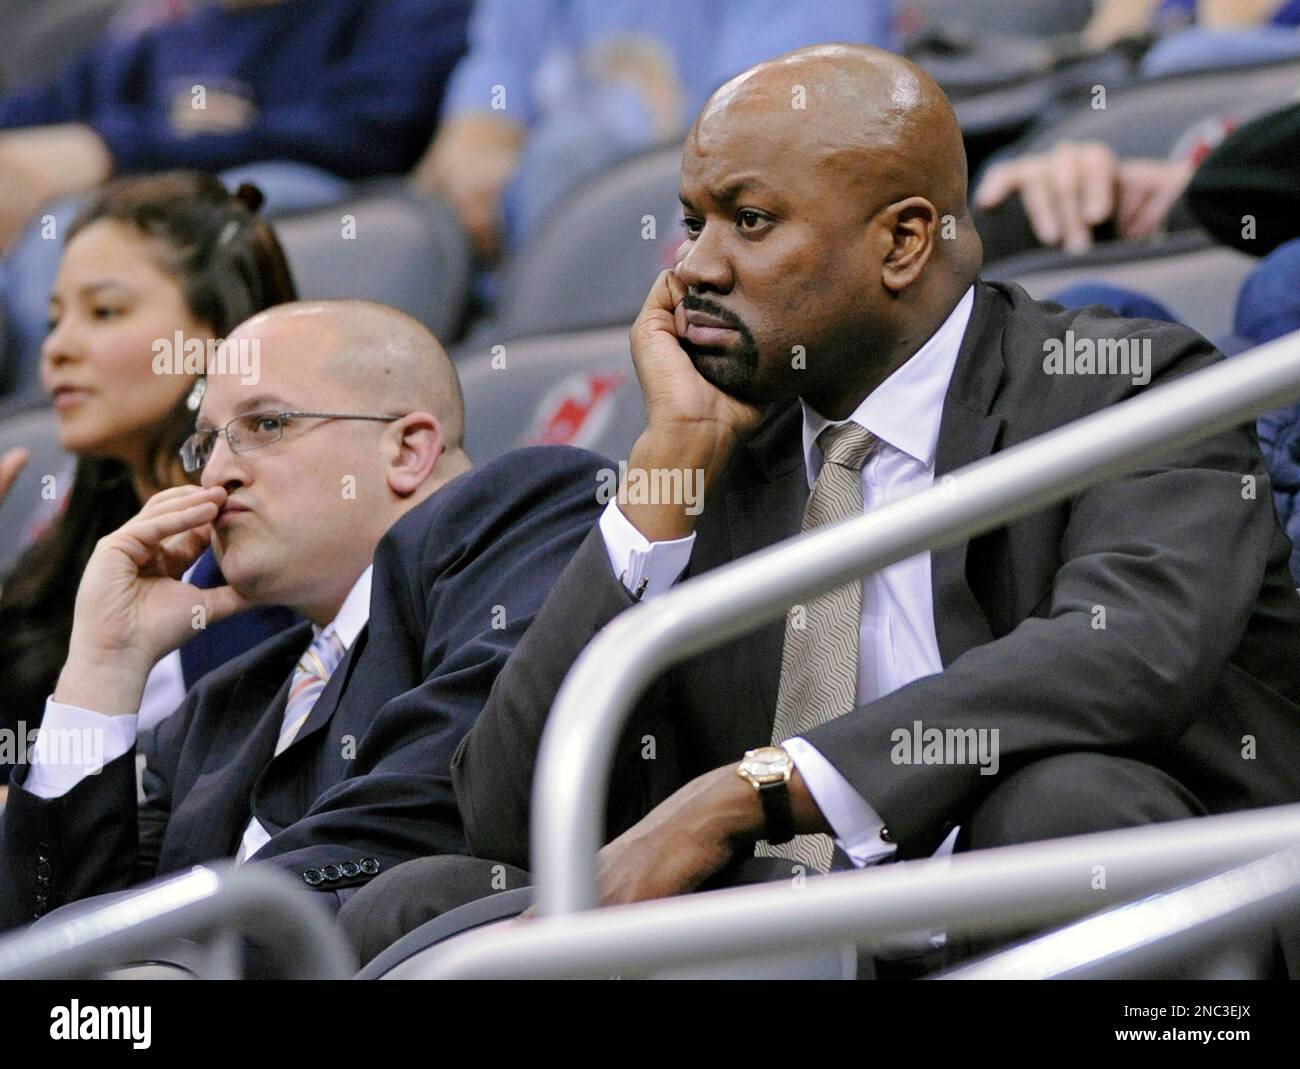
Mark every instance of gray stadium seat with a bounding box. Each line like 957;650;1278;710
456;327;644;465
985;232;1257;343
0;406;69;578
273;186;471;344
898;0;1094;41
0;0;127;94
487;145;683;342
1018;56;1300;160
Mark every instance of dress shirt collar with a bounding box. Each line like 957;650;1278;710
313;563;372;649
801;285;975;486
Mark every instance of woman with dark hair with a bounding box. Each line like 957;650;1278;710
0;171;299;781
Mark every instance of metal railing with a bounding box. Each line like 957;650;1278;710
936;842;1300;980
403;802;1300;978
529;326;1300;917
0;864;356;979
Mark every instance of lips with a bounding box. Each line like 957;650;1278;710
215;501;251;525
50;385;92;411
683;310;739;348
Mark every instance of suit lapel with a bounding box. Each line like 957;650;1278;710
930;281;1009;666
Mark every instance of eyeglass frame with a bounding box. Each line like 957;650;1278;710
180;410;405;474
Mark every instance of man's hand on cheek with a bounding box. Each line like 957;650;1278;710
55;486;252;714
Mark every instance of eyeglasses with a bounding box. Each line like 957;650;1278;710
180;410;402;473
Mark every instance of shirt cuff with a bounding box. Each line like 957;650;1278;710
784;737;897;867
22;698;138;799
597;498;695;601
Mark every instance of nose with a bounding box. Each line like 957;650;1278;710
673;221;733;294
41;313;84;376
199;428;249;492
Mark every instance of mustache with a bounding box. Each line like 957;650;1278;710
681;294;752;339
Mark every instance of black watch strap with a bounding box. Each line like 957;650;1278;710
757;779;795;845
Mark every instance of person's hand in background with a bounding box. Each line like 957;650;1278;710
0;125;113;254
975;141;1194;253
410;113;527;263
0;447;29;509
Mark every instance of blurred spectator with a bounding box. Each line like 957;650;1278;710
0;0;471;390
411;0;895;262
0;173;299;786
1084;0;1300;75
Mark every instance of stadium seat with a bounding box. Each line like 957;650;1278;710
0;0;126;95
1017;56;1300;160
486;146;683;342
273;184;471;344
457;327;644;465
897;0;1094;41
985;232;1257;342
0;406;69;579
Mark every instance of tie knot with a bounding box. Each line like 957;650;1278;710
817;422;877;473
300;627;347;683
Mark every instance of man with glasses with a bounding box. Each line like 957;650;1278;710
0;298;606;933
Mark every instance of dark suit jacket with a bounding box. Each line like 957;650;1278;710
454;281;1300;870
178;548;298;689
1;445;608;928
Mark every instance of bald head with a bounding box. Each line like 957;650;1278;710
232;299;466;449
697;43;969;224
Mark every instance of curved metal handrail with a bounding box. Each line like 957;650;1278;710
0;864;356;980
406;802;1300;978
530;328;1300;915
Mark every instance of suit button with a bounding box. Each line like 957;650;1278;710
340;861;360;878
879;827;894;844
359;858;379;876
321;865;341;882
302;869;325;887
35;861;51;879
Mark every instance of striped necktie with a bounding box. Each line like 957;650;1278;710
275;627;347;757
756;421;878;873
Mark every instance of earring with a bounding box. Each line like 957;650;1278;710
186;377;207;412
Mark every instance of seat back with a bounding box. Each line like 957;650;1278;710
986;235;1256;342
489;146;683;341
457;328;644;465
274;187;470;343
1019;57;1300;159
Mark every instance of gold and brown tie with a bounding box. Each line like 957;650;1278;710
756;422;878;873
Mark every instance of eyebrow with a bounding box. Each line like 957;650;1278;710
48;281;135;307
196;393;295;430
680;174;781;209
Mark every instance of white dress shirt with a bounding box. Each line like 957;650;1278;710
599;285;975;868
24;565;374;871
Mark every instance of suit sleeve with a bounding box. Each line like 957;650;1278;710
0;695;184;930
249;451;612;897
452;526;679;870
804;332;1280;857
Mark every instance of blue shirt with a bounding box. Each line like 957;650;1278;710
0;0;471;178
442;0;896;128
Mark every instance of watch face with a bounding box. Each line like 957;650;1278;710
740;747;792;783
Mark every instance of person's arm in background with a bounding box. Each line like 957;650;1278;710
1198;0;1290;27
0;448;28;507
1082;0;1163;49
91;0;472;181
1184;99;1300;254
410;0;554;261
